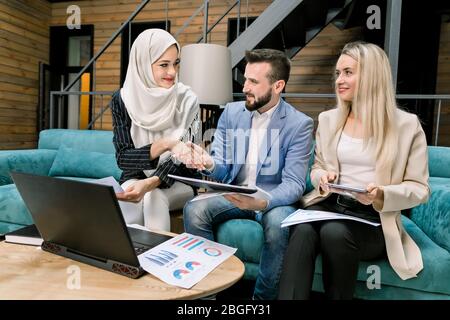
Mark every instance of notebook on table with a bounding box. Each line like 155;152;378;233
5;224;43;246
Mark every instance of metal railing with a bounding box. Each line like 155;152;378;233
234;92;450;146
49;91;114;130
63;0;152;93
48;0;153;131
52;90;449;147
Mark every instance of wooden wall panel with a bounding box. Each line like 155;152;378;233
285;24;363;130
0;0;50;150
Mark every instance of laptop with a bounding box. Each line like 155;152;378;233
10;172;172;279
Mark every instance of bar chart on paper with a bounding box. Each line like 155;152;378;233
172;235;205;251
170;236;223;257
138;233;237;288
144;250;178;267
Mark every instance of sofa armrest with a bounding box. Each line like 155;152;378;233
0;149;57;185
410;177;450;252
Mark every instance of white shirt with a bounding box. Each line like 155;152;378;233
235;100;280;187
337;132;376;188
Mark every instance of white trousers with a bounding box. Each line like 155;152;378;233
120;180;194;232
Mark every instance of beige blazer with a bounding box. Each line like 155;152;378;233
301;108;430;280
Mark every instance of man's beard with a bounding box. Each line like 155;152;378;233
245;90;272;112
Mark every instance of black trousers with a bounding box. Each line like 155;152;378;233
278;195;386;300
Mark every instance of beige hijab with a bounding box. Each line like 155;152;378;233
120;29;200;162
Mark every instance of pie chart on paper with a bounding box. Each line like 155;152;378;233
185;261;201;271
173;269;190;279
203;247;222;257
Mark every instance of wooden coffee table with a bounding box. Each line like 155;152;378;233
0;234;245;299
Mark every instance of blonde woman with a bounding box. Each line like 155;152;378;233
278;42;430;300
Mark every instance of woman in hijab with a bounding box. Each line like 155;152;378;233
110;29;201;232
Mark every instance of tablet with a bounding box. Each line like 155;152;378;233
168;174;258;194
326;183;368;193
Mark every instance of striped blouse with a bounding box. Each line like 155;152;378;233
110;91;199;187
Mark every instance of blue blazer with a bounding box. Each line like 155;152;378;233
205;99;313;211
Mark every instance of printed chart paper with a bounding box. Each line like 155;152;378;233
138;233;237;289
281;209;381;227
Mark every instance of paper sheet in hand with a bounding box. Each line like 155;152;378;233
93;176;139;219
138;232;237;289
281;209;381;227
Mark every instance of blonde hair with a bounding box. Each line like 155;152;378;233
334;41;398;169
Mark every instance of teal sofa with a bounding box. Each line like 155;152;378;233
0;129;122;235
215;146;450;300
2;129;449;299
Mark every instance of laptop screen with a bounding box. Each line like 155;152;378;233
11;172;139;266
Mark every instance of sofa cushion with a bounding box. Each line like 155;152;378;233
216;219;264;264
410;177;450;252
48;145;122;181
219;215;450;297
0;149;57;185
428;146;450;178
313;215;450;296
38;129;116;154
0;184;33;226
0;221;29;236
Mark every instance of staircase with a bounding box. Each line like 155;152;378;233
229;0;354;85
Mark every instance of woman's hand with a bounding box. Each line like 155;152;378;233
172;142;214;171
318;171;337;193
353;183;384;206
116;176;160;202
150;138;186;160
170;140;192;157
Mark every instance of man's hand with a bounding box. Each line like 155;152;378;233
173;141;214;171
223;194;268;211
115;176;160;202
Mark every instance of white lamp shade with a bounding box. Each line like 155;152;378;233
179;43;233;105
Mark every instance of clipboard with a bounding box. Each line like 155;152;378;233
168;174;258;194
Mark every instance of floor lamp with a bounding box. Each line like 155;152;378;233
179;43;233;144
